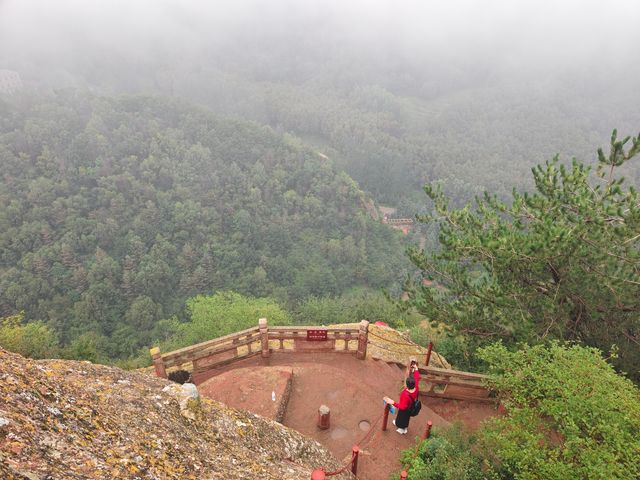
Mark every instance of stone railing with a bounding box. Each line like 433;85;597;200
150;319;368;379
420;365;492;403
150;325;261;378
383;359;492;403
267;325;363;354
384;218;414;225
150;319;493;403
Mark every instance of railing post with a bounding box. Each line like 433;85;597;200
149;347;167;378
351;445;359;476
259;317;270;358
356;320;369;360
310;468;325;480
382;403;390;431
423;420;433;440
425;341;433;366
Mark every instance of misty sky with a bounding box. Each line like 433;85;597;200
2;0;640;81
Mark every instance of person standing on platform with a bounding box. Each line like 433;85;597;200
383;358;420;434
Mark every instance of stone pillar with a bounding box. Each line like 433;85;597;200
149;347;167;378
317;405;330;430
259;317;270;358
356;320;369;360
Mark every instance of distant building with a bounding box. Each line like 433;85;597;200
379;206;413;234
378;206;397;218
383;217;414;235
0;70;23;94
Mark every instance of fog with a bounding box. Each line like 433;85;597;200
1;0;639;201
2;0;639;88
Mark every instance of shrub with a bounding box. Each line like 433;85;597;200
0;312;58;359
400;342;640;479
399;424;484;480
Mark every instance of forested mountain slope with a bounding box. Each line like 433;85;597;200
0;92;409;357
178;67;640;209
3;2;639;212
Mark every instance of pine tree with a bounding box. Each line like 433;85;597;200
407;131;640;378
60;244;77;269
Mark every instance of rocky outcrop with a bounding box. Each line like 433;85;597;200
0;348;352;479
367;323;451;369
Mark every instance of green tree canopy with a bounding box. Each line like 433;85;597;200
479;342;640;479
176;291;291;346
0;312;58;359
293;288;417;327
407;130;640;378
0;92;409;360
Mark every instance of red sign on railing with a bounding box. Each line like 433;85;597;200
307;329;328;341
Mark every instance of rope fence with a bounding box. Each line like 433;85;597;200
323;451;356;477
313;411;435;479
311;408;387;478
368;329;423;347
368;341;423;356
369;338;445;371
357;410;385;448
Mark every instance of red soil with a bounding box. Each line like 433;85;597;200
198;366;293;422
196;353;498;480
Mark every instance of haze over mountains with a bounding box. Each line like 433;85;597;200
0;0;639;364
2;0;639;206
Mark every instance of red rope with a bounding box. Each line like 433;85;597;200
356;410;384;447
368;341;421;356
324;459;353;477
368;329;423;347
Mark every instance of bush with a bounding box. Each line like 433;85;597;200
400;342;640;479
0;312;59;359
399;424;484;480
406;321;476;370
478;342;640;479
60;331;108;363
293;288;420;327
293;296;345;325
177;291;291;346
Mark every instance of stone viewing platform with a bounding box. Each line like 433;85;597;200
150;320;499;480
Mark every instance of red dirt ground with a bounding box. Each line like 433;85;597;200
196;353;498;480
198;366;293;422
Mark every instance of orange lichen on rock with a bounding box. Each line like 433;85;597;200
0;348;352;480
366;323;450;369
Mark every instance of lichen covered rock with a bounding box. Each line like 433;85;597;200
0;348;352;479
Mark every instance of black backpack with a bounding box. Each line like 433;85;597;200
408;397;422;417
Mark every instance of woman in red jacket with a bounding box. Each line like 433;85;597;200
384;358;420;434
